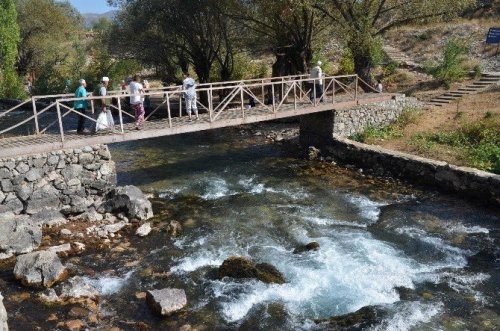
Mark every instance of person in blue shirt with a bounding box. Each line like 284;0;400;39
74;79;88;134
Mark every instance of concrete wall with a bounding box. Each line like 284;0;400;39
332;96;422;137
325;136;500;206
0;145;116;217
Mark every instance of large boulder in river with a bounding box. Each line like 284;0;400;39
293;242;320;254
316;306;386;330
146;288;187;316
218;256;286;284
98;186;153;221
14;251;67;288
0;216;42;260
0;293;8;331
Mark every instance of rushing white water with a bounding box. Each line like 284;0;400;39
83;271;134;296
162;175;481;326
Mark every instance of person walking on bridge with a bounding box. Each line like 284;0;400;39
182;72;199;121
129;75;145;130
310;61;324;103
74;79;88;134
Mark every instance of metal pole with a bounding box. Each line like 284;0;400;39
56;101;65;143
293;82;297;111
31;97;39;134
240;86;245;118
271;83;276;113
166;92;172;128
117;97;124;134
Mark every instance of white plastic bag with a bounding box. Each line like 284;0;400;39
96;111;109;131
106;110;115;129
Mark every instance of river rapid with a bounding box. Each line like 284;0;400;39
3;124;499;330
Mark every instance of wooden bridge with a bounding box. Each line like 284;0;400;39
0;74;393;158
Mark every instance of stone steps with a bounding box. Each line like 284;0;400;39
424;72;500;108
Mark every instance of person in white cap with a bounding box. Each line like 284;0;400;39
310;60;323;102
97;76;110;111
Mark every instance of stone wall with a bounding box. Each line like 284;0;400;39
0;145;116;218
325;136;500;206
332;95;422;137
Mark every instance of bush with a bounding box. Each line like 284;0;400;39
426;39;469;88
338;48;355;75
384;60;399;76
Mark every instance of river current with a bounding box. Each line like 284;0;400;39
3;124;499;330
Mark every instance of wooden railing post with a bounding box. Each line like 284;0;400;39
293;82;297;111
240;85;245;118
355;75;358;101
271;83;276;113
31;97;39;135
166;92;172;128
313;79;317;105
332;79;335;104
117;97;124;134
56;101;65;143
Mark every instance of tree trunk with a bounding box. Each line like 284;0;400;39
353;52;375;92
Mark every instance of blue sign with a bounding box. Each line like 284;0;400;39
486;28;500;44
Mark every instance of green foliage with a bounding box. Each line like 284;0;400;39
410;114;500;174
472;64;482;78
338;48;355;75
0;0;25;99
384;60;399;76
370;37;384;67
426;39;469;88
351;107;422;143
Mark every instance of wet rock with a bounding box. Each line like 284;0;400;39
60;276;99;303
255;263;286;284
68;307;89;318
0;217;42;259
98;186;153;221
307;146;321;160
38;288;60;304
47;244;72;256
168;221;182;236
219;256;257;279
146;288;187;316
316;306;386;330
14;251;67;288
0;292;8;331
63;319;84;331
218;256;286;284
136;222;152;237
293;242;320;254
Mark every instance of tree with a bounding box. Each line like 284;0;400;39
16;0;83;91
109;0;237;84
315;0;475;88
0;0;24;98
228;0;328;76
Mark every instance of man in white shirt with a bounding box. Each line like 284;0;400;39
182;72;199;121
129;75;145;130
310;61;324;102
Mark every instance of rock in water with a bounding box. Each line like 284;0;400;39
136;222;152;237
0;217;42;259
14;251;67;288
0;293;8;331
146;288;187;316
218;256;257;279
255;263;286;284
316;306;386;329
307;146;321;160
218;256;286;284
60;276;99;303
168;220;182;236
98;186;153;221
293;241;320;254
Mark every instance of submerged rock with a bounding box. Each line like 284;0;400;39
0;217;42;259
60;276;99;303
98;185;153;221
14;251;67;288
218;256;286;284
316;306;386;330
168;220;182;236
146;288;187;316
136;222;152;237
293;242;320;254
307;146;321;160
0;292;8;331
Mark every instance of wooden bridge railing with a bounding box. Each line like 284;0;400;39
0;74;379;143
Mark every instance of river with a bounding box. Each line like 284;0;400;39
2;124;499;330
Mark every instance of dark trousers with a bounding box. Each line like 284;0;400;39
76;108;86;133
311;84;324;102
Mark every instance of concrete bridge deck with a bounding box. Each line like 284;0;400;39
0;74;392;158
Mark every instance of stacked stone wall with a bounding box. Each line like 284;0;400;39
332;96;422;137
325;136;500;206
0;145;116;218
